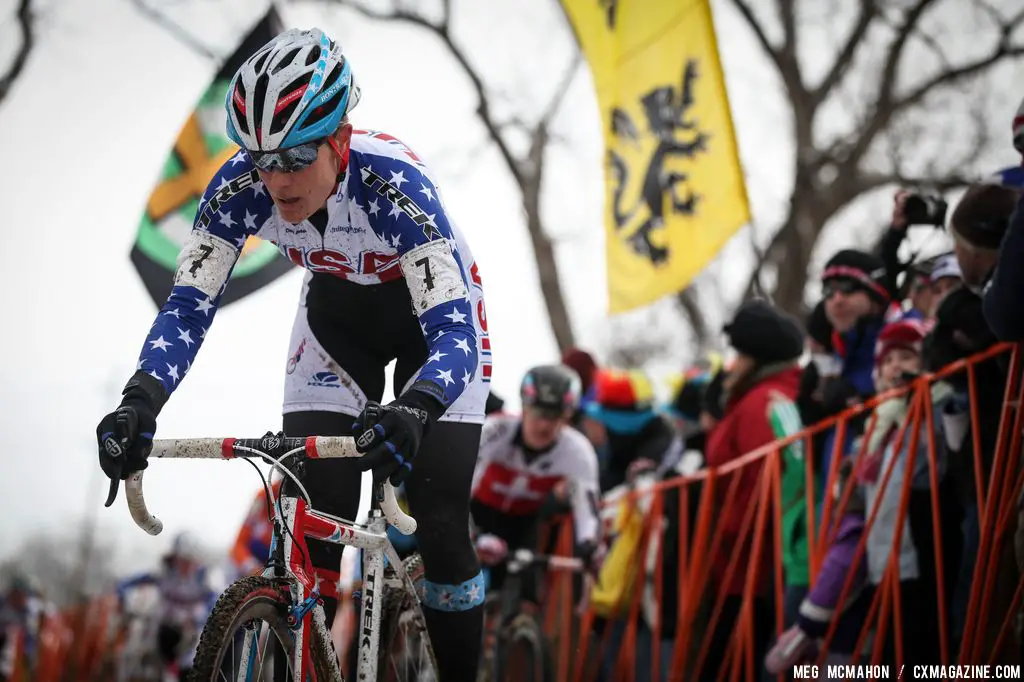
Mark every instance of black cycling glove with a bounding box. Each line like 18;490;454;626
354;384;446;485
96;372;167;505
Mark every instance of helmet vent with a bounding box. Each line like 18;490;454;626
274;48;302;74
303;64;346;129
252;47;273;74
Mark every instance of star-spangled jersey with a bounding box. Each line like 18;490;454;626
471;415;601;545
116;566;216;630
135;129;490;407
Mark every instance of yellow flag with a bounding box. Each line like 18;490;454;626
563;0;750;313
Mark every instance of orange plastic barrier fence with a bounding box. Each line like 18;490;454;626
20;343;1024;681
536;342;1024;681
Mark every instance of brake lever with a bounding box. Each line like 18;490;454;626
102;410;133;508
104;478;120;508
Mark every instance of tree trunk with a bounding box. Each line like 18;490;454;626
521;186;576;352
764;193;833;317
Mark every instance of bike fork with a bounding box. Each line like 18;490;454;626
357;512;387;680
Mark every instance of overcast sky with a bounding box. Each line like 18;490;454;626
0;0;1019;575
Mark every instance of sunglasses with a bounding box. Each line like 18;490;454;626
247;138;328;173
822;279;860;299
525;404;568;421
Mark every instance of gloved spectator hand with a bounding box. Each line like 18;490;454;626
820;377;861;416
892;189;911;230
764;625;817;674
626;458;658;484
578;540;607;577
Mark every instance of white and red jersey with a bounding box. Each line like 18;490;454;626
472;414;601;545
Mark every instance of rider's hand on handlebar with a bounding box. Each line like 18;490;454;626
474;533;508;567
96;392;156;483
354;387;443;485
97;372;166;506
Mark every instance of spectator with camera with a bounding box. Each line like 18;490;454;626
877;189;951;320
815;248;892;489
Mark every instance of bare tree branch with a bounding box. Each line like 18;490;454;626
328;0;579;348
746;220;772;303
132;0;220;60
777;0;797;51
811;0;877;104
0;0;35;107
495;113;532;136
539;51;583;128
333;0;523;185
855;169;972;195
677;286;709;348
839;0;1019;168
875;0;940;111
729;0;785;74
896;44;1024;116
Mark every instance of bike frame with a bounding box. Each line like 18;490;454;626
262;487;423;681
121;434;423;682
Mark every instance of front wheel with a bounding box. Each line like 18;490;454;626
377;554;439;682
492;612;553;682
190;575;338;681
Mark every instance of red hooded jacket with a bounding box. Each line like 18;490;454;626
704;365;802;596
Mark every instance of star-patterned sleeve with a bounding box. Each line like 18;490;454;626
135;153;269;397
356;154;478;407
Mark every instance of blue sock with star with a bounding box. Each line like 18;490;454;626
419;571;485;681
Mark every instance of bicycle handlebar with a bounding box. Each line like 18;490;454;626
125;435;416;537
507;548;584;573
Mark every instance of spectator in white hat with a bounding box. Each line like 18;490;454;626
927;253;963;317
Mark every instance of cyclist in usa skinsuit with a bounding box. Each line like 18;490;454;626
96;27;490;680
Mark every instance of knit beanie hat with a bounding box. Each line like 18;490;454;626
561;347;598;394
723;300;805;365
821;249;890;305
874;318;927;367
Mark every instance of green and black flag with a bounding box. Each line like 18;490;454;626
130;8;293;308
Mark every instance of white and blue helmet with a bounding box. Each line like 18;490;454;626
226;27;360;151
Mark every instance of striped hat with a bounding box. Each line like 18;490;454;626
822;249;890;304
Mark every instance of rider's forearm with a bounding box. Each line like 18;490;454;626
133;283;223;403
406;320;479;409
133;229;238;401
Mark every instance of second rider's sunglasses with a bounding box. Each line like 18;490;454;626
248;137;328;173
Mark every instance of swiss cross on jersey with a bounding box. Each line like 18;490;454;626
475;461;564;515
